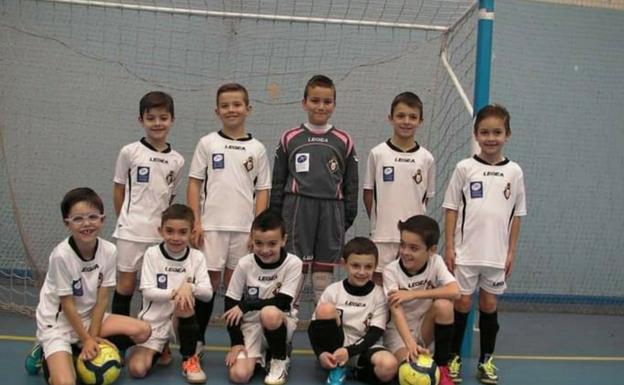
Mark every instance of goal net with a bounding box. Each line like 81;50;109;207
0;0;477;317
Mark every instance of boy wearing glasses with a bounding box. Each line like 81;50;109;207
111;91;185;322
29;188;151;385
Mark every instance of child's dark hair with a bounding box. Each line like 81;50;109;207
390;92;423;119
304;74;336;101
161;204;195;227
342;237;379;264
252;209;286;236
397;215;440;249
139;91;175;119
61;187;104;219
474;104;510;134
216;83;249;106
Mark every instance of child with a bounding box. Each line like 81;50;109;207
363;92;435;284
383;215;459;385
223;210;303;385
111;91;185;317
443;104;526;384
187;83;271;350
308;237;398;385
127;204;213;384
33;188;151;385
270;74;358;301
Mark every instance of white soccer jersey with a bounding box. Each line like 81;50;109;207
383;255;456;330
442;156;527;268
138;244;212;324
314;280;388;347
226;251;303;321
188;131;271;232
113;139;184;242
36;237;116;331
364;140;435;242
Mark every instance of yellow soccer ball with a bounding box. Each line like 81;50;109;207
75;343;122;385
398;354;440;385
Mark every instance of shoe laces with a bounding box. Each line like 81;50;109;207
449;356;461;372
327;366;347;384
480;356;498;376
183;356;201;373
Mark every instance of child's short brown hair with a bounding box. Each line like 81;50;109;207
342;237;378;264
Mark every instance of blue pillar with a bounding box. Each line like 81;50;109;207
461;0;494;359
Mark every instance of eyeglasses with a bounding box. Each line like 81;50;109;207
64;213;105;225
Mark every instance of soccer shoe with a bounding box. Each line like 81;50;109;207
477;355;498;384
264;358;289;385
182;355;207;384
448;354;463;383
326;365;348;385
24;343;43;375
157;343;172;366
438;365;454;385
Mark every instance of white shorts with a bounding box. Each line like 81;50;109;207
137;318;173;353
236;313;298;367
455;265;506;295
375;242;399;273
383;321;425;354
201;231;250;271
116;239;156;272
37;313;111;357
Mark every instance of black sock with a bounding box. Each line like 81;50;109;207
451;310;469;355
307;319;344;357
107;335;135;352
194;297;214;344
178;315;200;359
433;323;454;366
479;310;499;363
264;323;287;360
111;291;132;316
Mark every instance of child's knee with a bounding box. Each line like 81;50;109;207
455;294;472;312
374;353;398;382
259;306;284;329
135;321;152;343
432;299;454;319
314;303;337;320
228;364;253;383
479;293;498;313
128;360;150;378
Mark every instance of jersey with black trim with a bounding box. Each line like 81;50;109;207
383;255;455;330
36;237;116;331
188;131;271;232
138;244;212;324
363;140;435;242
113;138;184;242
226;251;303;322
314;280;388;347
442;156;527;268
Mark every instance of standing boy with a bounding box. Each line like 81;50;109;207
112;91;185;317
187;83;271;350
308;237;398;385
270;75;358;301
443;105;526;384
363;92;435;284
127;204;213;384
383;215;459;385
223;210;303;385
34;188;151;385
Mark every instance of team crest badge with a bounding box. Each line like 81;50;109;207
413;169;423;184
166;170;174;185
243;156;254;172
97;272;103;288
364;312;373;329
503;182;511;200
137;166;150;183
246;286;259;301
272;282;282;296
327;157;339;174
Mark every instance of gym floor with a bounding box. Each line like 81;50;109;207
2;311;623;385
